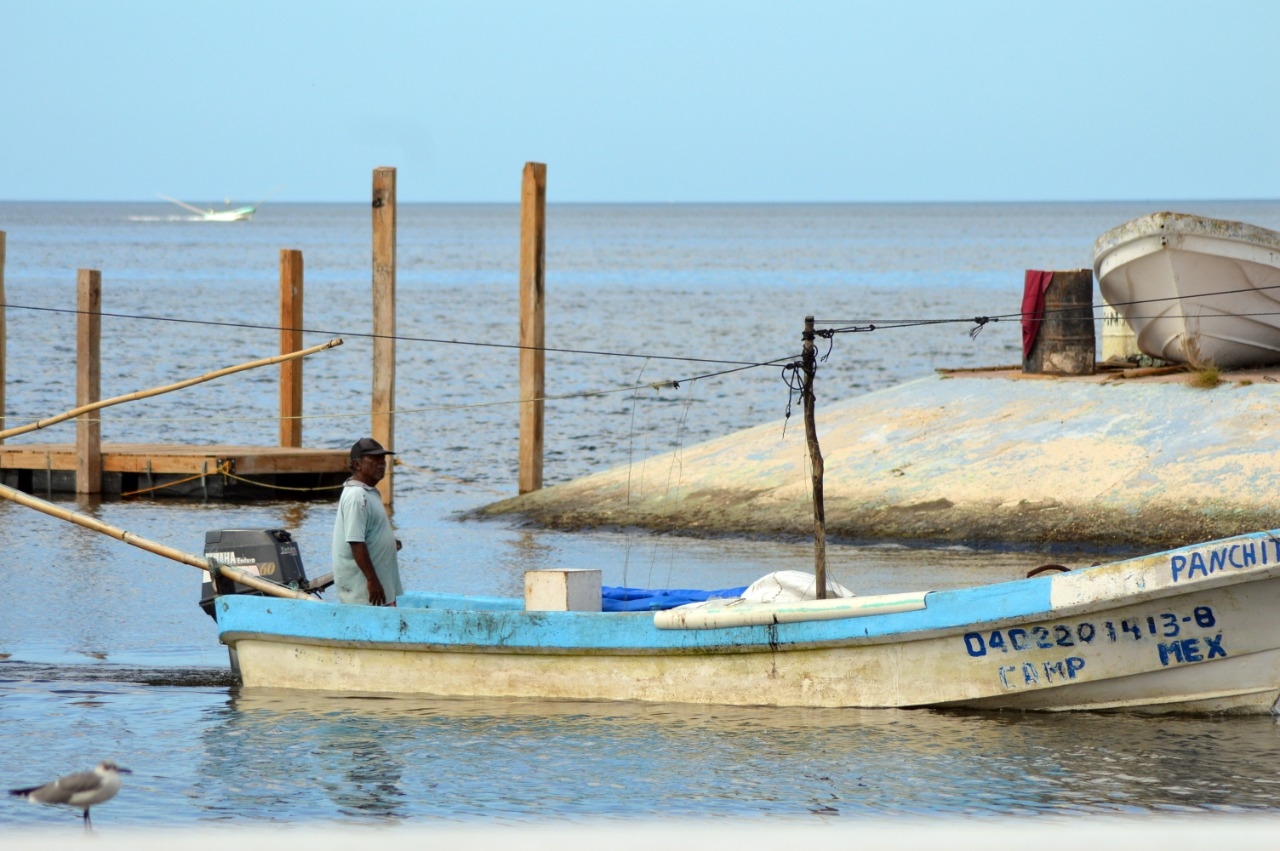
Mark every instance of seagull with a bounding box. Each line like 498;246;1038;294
9;760;130;829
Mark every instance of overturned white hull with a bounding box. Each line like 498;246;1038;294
1093;212;1280;368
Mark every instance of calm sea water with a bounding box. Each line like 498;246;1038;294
4;200;1280;828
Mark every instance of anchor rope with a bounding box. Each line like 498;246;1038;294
117;460;347;497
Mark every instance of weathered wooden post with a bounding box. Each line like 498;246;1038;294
372;167;396;505
801;315;828;598
76;269;102;494
1022;269;1096;375
279;248;304;447
0;230;6;443
518;162;547;494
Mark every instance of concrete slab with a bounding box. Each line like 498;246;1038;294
481;370;1280;549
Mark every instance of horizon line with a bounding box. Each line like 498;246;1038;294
3;196;1279;206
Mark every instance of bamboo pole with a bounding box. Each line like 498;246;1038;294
0;230;6;444
802;315;828;598
371;166;396;506
0;338;343;441
0;481;314;601
76;269;102;494
279;248;305;447
518;162;547;494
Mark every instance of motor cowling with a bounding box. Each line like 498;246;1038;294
199;528;329;619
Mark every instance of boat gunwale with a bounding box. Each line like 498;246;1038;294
1092;210;1280;265
217;555;1280;654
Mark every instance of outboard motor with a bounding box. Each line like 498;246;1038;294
199;528;332;620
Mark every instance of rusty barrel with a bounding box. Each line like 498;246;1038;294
1024;269;1096;375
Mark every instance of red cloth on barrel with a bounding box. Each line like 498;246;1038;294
1021;270;1054;358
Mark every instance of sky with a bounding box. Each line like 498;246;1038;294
2;1;1277;204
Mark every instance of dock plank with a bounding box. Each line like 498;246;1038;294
0;443;349;476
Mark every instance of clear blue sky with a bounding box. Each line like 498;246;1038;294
2;1;1276;204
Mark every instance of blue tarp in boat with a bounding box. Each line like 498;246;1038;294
601;585;748;612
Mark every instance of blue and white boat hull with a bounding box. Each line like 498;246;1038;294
216;530;1280;713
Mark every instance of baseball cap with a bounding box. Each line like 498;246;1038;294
350;437;395;461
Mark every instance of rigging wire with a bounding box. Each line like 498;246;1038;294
7;272;1278;435
0;301;776;370
8;272;1280;370
2;356;803;427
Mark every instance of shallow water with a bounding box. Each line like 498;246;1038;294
3;200;1280;826
6;673;1280;824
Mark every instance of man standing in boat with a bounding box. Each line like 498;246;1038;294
332;437;403;606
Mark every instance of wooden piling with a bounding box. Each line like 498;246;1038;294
279;249;304;447
518;162;547;494
76;269;102;494
0;231;6;443
372;167;396;505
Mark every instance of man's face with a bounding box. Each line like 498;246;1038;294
352;453;388;485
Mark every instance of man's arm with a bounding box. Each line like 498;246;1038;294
348;540;388;606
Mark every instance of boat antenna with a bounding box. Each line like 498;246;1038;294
801;315;829;598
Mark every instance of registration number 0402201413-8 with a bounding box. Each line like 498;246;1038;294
962;606;1222;659
960;606;1227;690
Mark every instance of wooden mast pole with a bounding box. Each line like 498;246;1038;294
372;167;397;506
802;315;828;598
0;338;342;441
0;482;314;601
518;162;547;494
279;248;304;447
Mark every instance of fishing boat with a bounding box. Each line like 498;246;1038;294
1093;211;1280;369
212;529;1280;714
159;194;258;222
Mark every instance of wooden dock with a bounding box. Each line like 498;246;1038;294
0;168;407;502
0;443;349;498
0;261;357;501
1;164;549;503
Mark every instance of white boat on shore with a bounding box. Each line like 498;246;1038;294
1093;211;1280;369
213;529;1280;714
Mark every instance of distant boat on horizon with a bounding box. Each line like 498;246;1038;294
157;187;281;222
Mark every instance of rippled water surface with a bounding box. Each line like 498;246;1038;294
3;200;1280;827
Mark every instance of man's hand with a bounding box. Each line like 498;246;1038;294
365;573;388;606
349;540;390;606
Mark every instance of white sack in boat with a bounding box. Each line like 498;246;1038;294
741;570;855;603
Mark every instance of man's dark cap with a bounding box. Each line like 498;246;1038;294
350;437;395;461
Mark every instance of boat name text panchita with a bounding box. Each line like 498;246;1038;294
1171;538;1280;582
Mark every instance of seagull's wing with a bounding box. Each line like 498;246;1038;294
30;771;100;804
53;772;105;796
